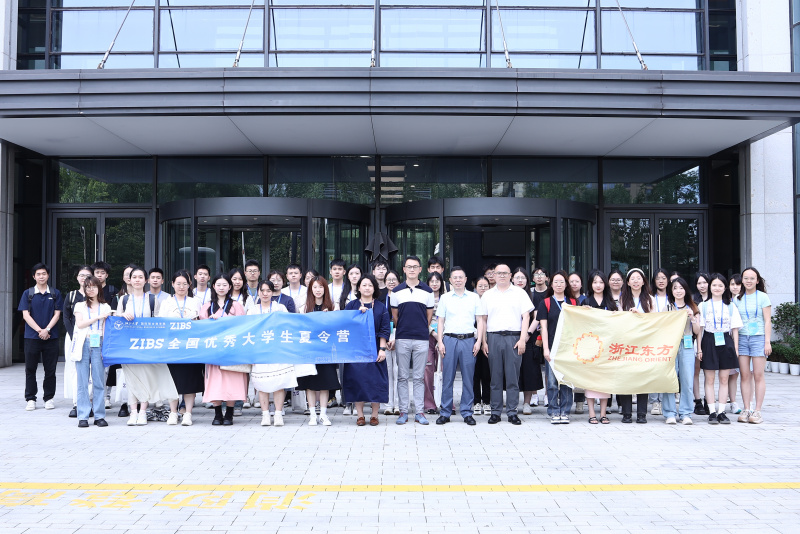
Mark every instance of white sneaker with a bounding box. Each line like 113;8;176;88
574;401;584;414
155;401;164;408
268;402;276;415
105;396;112;409
483;404;491;416
560;414;570;424
308;415;317;426
665;417;677;425
181;413;193;426
319;414;332;426
550;415;559;424
522;405;532;415
273;413;284;427
243;398;251;409
681;417;693;425
254;401;261;408
44;400;55;410
167;412;179;425
651;402;662;415
473;403;482;415
26;400;36;411
261;413;271;426
136;411;147;425
531;394;539;407
729;402;741;414
342;404;352;416
127;413;138;426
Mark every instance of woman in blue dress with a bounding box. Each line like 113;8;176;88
343;274;391;426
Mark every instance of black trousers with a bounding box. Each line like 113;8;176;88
24;338;60;402
617;394;649;417
472;350;491;404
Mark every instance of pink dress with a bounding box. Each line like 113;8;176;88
200;301;248;402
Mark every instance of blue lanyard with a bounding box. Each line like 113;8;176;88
174;295;187;318
258;300;273;314
553;297;563;311
655;295;666;312
132;294;146;318
213;299;231;318
744;292;758;320
633;297;643;312
233;293;242;303
710;301;723;330
247;286;258;298
199;288;209;306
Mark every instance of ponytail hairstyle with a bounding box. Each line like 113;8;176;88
667;277;698;315
620;268;652;312
708;272;732;305
739;266;767;299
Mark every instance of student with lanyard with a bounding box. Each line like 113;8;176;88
228;268;250;311
371;259;390;305
328;259;347;308
117;266;178;426
62;265;92;418
513;267;543;416
663;277;702;425
147;268;170;307
267;270;296;313
582;270;618;424
382;269;402;416
537;270;576;424
91;261;118;311
282;263;308;312
193;264;212;308
697;273;742;425
106;263;137;418
71;275;112;428
617;268;655;424
691;272;712;416
725;274;743;415
608;269;624;309
244;259;261;301
735;267;771;424
343;274;392;426
159;270;203;426
648;268;672;417
200;272;247;426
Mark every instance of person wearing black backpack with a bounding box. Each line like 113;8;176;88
19;263;64;411
62;265;93;417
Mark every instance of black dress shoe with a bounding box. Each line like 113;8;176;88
212;416;224;426
94;418;108;427
78;420;89;428
508;415;522;425
426;409;438;415
435;416;449;425
622;414;632;423
222;417;234;426
118;403;130;418
488;414;501;424
636;414;647;424
464;415;477;426
68;407;77;418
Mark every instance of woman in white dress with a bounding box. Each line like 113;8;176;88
116;266;179;426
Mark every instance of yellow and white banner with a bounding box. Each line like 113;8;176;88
550;305;686;394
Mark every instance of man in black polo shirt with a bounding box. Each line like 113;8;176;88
19;263;64;411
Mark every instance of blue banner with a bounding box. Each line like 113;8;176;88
102;310;377;365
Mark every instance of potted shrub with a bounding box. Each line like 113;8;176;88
770;343;791;374
787;337;800;376
773;302;800;339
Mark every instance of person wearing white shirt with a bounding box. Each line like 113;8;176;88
282;263;307;312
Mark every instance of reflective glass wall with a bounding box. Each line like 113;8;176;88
18;1;730;70
793;0;799;300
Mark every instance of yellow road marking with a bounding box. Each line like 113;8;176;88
2;482;800;493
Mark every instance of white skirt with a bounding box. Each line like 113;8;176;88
250;364;298;393
122;363;179;402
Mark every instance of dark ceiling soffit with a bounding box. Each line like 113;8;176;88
0;68;799;121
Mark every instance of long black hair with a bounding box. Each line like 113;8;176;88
339;263;363;310
209;272;234;315
739;266;767;299
620;268;652;312
544;270;569;299
651;268;671;296
667;277;699;315
586;269;618;311
708;272;732;305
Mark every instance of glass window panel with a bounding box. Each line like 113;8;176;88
313;219;364;278
609;217;651;276
160;9;264;52
19;1;47;7
269;52;371;67
709;0;734;8
709;12;735;55
269;228;302;275
161;1;263;5
601;0;702;7
55;218;99;293
54;1;154;5
562;219;593;277
162;218;193;293
52;54;155;68
104;217;147;287
381;8;486;51
389;218;440;273
794;25;800;72
268;157;375;204
382;0;485;5
270;8;373;51
491;53;596;68
492;158;598;203
17;57;47;69
157;157;263;203
601;54;702;70
602;159;701;204
158;53;263;68
710;57;736;71
493;10;595;52
794;0;800;24
54;159;153;203
658;217;699;277
709;206;739;275
500;1;595;5
380;52;486;67
17;12;46;54
52;9;154;52
601;11;702;54
272;0;371;4
380;157;486;205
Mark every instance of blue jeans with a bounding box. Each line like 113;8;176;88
440;336;476;418
76;340;106;420
544;361;573;417
662;345;695;420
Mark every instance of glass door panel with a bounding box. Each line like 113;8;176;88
562;219;593;276
219;229;266;273
390;218;439;273
529;224;551;275
104;217;147;286
55;217;98;293
609;217;651;277
657;217;700;280
268;227;302;275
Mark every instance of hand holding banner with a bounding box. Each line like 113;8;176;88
549;306;686;394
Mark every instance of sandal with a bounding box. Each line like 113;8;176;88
369;416;379;426
356;416;366;426
589;416;598;424
600;416;610;424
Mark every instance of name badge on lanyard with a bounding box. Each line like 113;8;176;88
714;331;725;346
89;331;101;348
683;335;693;349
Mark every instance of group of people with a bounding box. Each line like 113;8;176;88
19;256;772;428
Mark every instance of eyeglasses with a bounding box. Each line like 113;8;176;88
78;274;90;278
533;273;546;277
245;269;260;274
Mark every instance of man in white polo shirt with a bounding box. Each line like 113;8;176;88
389;255;435;425
435;266;486;425
480;263;533;425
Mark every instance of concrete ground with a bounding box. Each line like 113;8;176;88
1;362;798;533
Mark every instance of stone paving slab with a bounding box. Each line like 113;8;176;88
1;362;799;533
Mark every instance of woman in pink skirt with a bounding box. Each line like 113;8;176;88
200;272;247;426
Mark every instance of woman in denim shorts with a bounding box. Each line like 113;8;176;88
734;267;772;424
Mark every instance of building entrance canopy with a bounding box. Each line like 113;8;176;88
0;68;799;158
